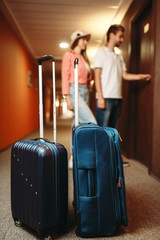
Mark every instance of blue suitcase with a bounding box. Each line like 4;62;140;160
11;56;68;239
72;59;127;237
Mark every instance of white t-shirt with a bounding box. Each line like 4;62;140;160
93;47;127;99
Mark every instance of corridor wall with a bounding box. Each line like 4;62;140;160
0;10;39;151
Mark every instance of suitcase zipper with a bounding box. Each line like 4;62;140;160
48;143;58;225
118;177;122;188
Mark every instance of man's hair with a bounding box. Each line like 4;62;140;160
106;24;125;42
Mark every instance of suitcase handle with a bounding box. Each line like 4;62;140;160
38;55;56;143
74;58;79;67
74;58;79;127
38;55;54;65
32;137;54;144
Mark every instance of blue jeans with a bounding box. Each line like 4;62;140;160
96;98;122;129
70;84;97;125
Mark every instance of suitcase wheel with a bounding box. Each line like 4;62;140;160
43;236;53;240
14;220;22;227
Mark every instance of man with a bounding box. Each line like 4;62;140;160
93;24;151;128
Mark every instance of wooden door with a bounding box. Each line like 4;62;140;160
133;2;153;168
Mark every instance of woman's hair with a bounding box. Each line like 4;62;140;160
106;24;125;42
71;38;79;50
71;37;90;66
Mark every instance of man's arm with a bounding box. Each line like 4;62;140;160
122;71;151;81
94;68;106;109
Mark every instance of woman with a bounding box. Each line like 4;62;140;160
62;30;97;124
62;30;97;167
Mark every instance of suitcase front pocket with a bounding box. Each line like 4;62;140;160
78;169;96;197
78;196;98;235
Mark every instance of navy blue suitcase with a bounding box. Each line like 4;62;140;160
72;59;127;237
11;139;68;238
11;56;68;239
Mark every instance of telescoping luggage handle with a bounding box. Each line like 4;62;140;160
38;55;56;143
74;58;79;127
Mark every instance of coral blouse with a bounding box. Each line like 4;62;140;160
61;51;90;95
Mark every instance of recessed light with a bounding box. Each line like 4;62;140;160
109;6;118;9
59;42;69;48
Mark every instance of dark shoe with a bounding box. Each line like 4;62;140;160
123;161;130;167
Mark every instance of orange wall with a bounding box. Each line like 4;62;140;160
0;11;39;150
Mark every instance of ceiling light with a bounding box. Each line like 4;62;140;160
109;6;118;9
59;42;69;48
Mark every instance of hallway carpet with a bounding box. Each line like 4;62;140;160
0;117;160;239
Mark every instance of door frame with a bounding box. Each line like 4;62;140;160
128;0;154;172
